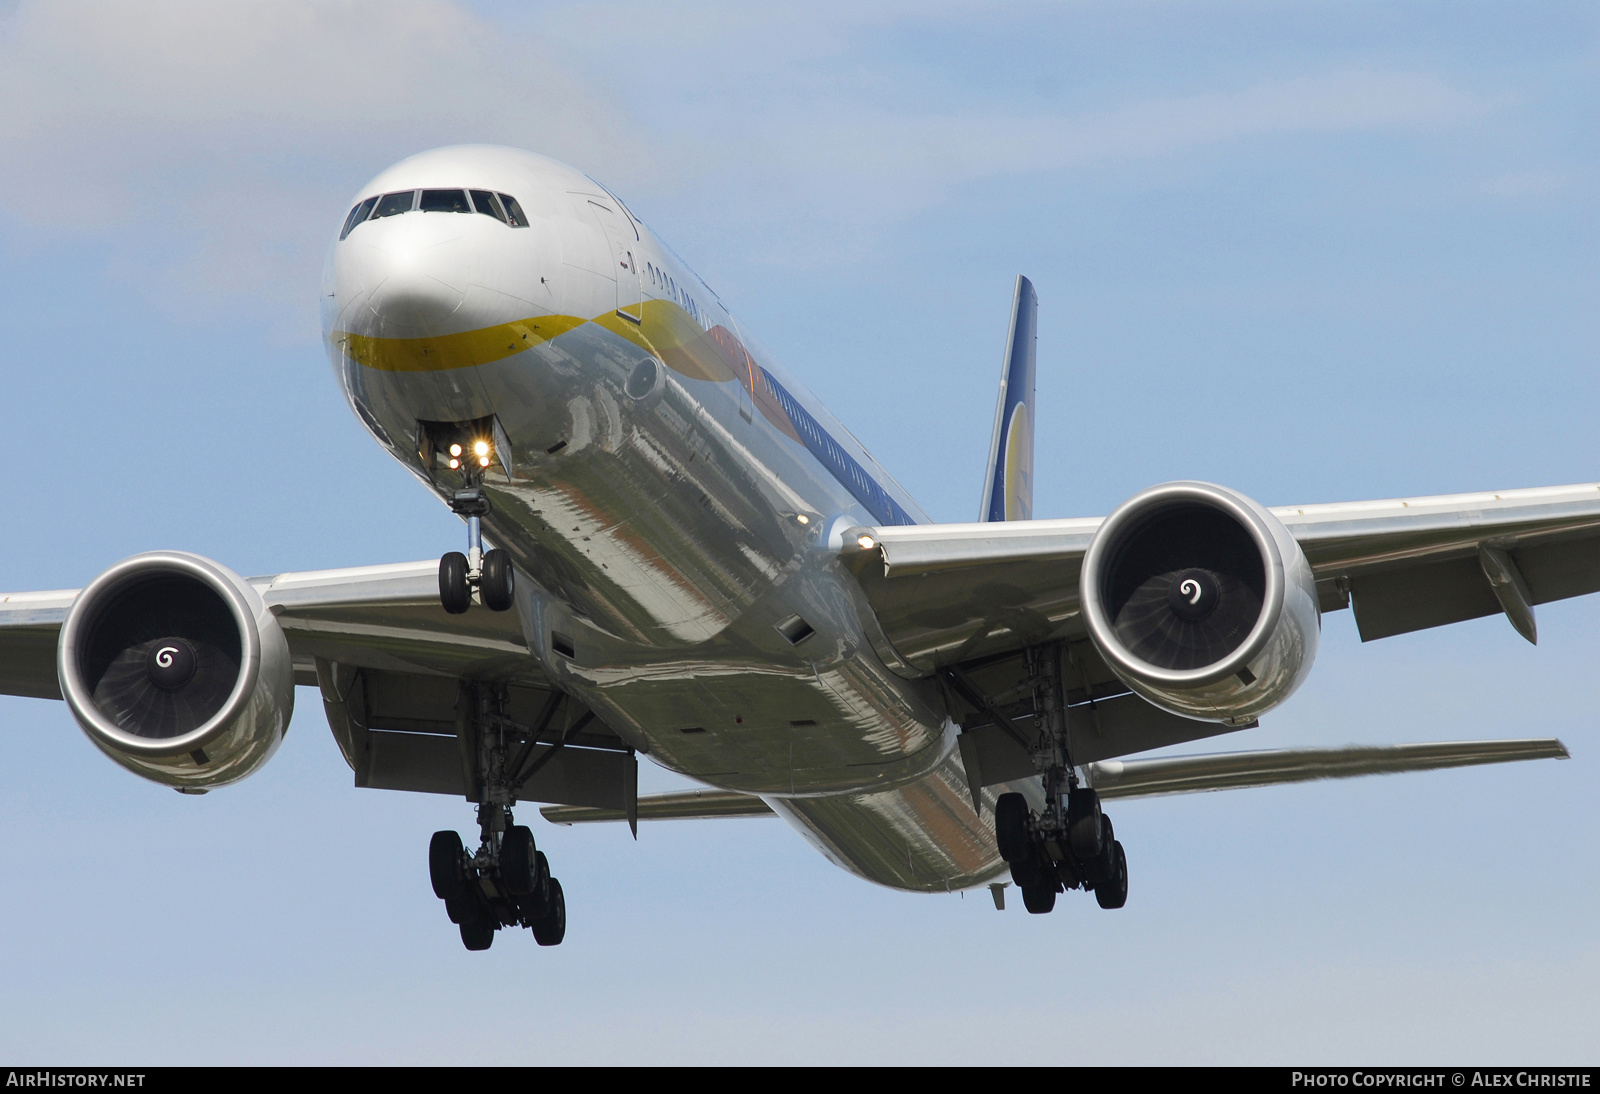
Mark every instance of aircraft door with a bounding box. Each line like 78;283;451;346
587;200;643;324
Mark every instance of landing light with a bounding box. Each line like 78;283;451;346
474;440;490;457
795;514;810;525
857;534;876;550
478;455;491;468
449;443;463;458
448;458;460;469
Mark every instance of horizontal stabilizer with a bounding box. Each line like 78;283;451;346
542;739;1568;824
1087;738;1569;800
542;787;774;824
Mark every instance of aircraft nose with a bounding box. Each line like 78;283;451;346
335;214;469;339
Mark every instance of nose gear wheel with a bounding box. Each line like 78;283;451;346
434;474;515;615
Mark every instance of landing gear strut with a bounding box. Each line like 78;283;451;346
427;684;568;950
992;644;1129;913
438;473;514;614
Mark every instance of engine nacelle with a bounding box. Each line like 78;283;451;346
1080;482;1319;724
57;551;295;790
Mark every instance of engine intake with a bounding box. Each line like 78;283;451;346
1081;482;1319;723
58;552;294;790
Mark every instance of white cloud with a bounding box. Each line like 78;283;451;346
0;1;1490;325
0;0;653;331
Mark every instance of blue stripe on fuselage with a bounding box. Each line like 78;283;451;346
758;369;916;527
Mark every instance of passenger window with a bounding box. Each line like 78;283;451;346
498;193;529;227
372;191;417;219
340;196;378;240
420;189;471;213
469;190;508;224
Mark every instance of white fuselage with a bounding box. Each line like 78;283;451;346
322;145;1021;891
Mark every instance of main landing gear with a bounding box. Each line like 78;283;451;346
995;787;1127;913
438;486;514;615
428;684;568;951
429;819;566;951
991;644;1129;914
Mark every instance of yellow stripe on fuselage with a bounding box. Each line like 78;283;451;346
337;315;587;372
335;299;743;383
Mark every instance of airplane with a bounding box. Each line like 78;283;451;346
0;144;1585;951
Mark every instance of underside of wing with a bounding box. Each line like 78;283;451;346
257;560;543;685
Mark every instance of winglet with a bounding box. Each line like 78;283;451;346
979;276;1038;522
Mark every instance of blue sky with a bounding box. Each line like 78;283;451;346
0;0;1595;1063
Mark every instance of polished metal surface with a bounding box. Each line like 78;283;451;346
3;145;1599;895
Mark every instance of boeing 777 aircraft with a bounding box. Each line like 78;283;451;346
0;145;1584;950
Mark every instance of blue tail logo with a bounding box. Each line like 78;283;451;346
979;276;1037;522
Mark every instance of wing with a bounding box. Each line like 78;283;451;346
845;480;1600;672
839;480;1600;779
0;561;636;813
1276;482;1600;641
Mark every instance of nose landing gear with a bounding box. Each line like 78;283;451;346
438;487;515;614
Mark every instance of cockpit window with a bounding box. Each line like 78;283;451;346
469;190;507;224
372;191;417;220
498;193;529;228
340;188;526;236
340;195;379;240
419;189;471;213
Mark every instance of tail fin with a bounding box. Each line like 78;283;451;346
978;275;1038;522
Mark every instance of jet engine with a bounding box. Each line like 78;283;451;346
1080;482;1319;724
57;551;295;790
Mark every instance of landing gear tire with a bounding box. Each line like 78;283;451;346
444;891;479;925
1095;840;1128;910
532;877;566;946
439;552;471;614
994;792;1031;863
429;830;464;899
482;549;515;612
501;825;536;895
459;917;494;951
531;851;552;909
1021;882;1057;915
1008;853;1042;889
1094;814;1117;879
1067;787;1103;860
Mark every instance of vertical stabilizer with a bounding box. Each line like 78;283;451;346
978;276;1038;522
